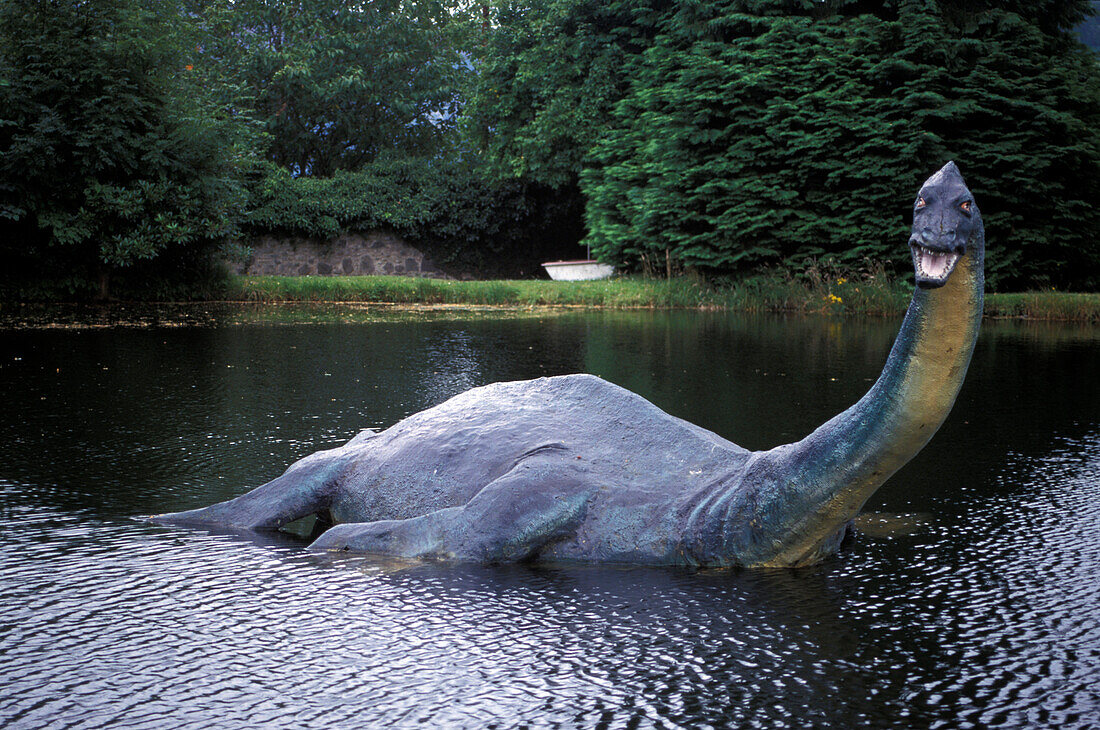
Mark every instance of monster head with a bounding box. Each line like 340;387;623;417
909;161;983;289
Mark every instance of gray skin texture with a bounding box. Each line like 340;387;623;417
156;162;984;568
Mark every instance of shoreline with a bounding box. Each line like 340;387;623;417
214;274;1100;323
2;275;1099;324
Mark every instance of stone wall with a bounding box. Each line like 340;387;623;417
233;231;447;278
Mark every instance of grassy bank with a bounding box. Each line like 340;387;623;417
223;274;1100;321
224;272;911;314
982;291;1100;322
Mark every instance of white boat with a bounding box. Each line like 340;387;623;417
541;259;615;281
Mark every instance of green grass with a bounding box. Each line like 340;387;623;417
224;275;724;308
983;291;1100;322
220;274;1100;321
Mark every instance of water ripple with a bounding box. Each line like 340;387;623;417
2;317;1099;728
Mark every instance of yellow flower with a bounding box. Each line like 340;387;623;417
836;278;847;285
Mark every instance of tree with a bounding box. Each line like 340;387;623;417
584;9;919;274
461;0;669;189
881;0;1100;285
578;0;1100;288
0;0;253;299
204;0;468;176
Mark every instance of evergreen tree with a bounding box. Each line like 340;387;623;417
584;8;918;273
578;0;1100;288
908;0;1100;285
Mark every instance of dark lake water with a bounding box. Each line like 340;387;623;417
1;305;1098;729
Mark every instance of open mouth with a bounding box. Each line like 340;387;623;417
911;244;961;288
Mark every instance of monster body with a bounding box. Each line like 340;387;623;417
156;162;984;568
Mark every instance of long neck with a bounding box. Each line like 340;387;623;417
742;241;984;566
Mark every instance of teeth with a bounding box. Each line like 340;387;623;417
923;250;948;278
916;246;958;280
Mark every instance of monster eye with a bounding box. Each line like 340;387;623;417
916;197;926;208
960;201;972;213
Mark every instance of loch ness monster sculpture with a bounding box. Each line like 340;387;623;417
155;162;984;567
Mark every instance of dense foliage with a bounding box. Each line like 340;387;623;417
246;157;583;276
473;0;1100;288
0;0;254;299
201;0;468;176
2;0;1099;298
461;0;660;188
584;10;914;274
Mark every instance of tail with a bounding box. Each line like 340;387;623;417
152;446;354;531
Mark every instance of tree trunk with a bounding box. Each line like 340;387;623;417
95;265;111;302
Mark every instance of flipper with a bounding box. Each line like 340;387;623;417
309;448;594;563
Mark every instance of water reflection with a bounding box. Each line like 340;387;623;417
0;308;1098;728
